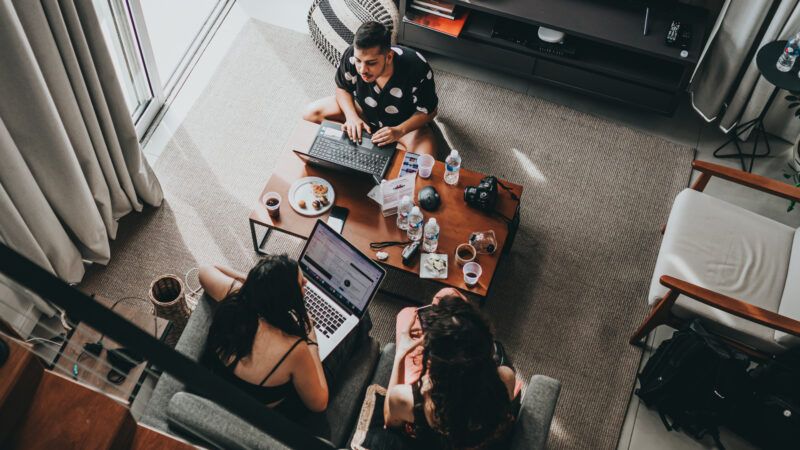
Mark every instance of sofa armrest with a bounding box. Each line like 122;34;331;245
167;392;293;450
140;294;215;431
510;375;561;450
660;275;800;337
690;160;800;201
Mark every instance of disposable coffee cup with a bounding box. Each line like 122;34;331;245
418;154;435;179
265;192;281;218
463;262;482;288
455;243;476;267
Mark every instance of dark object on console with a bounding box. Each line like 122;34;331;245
418;186;440;211
465;176;499;212
491;18;576;58
106;347;144;384
401;241;421;266
665;20;692;49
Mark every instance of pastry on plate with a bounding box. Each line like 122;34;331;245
311;183;329;197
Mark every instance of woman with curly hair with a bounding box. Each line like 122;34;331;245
384;290;517;449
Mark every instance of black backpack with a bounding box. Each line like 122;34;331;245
635;320;751;449
727;346;800;449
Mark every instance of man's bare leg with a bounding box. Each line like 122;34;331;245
397;125;437;159
302;96;346;123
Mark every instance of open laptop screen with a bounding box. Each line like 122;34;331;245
299;220;386;317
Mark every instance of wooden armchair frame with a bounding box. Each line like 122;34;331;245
630;160;800;357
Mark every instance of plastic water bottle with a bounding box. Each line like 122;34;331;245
396;195;412;230
423;218;440;252
407;206;424;241
777;33;800;72
444;149;461;185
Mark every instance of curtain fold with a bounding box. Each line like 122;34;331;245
691;0;800;142
0;0;162;287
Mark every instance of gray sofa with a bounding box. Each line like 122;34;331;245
141;294;561;449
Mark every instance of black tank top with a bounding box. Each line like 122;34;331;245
205;338;305;405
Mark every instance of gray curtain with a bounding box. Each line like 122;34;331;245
691;0;800;142
0;0;163;287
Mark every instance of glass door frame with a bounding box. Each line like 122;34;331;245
125;0;236;140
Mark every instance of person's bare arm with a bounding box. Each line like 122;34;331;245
335;87;371;143
498;365;516;400
372;110;437;147
290;335;329;413
384;357;415;427
199;265;243;301
384;318;423;426
215;265;247;282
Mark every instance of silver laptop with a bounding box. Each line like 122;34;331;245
298;220;386;360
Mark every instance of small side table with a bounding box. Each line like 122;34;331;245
714;40;800;172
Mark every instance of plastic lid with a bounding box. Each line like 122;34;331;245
449;149;459;157
428;218;437;224
411;206;420;214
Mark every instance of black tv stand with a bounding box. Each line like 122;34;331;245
398;0;713;114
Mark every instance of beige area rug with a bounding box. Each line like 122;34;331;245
79;20;694;449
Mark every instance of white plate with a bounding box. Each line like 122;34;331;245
288;177;335;216
420;253;448;279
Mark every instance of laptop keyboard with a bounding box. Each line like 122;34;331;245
304;288;347;338
310;139;388;175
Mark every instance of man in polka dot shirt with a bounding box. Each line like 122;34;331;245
303;22;439;158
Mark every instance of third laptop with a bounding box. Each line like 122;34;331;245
298;219;386;360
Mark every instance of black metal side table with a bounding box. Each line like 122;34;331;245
714;40;800;172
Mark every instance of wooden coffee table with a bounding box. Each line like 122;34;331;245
249;120;523;299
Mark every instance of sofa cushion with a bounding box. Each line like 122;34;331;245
167;392;292;450
649;189;793;352
776;230;800;346
307;0;399;66
140;294;215;431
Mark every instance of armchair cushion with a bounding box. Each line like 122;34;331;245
776;230;800;346
650;189;794;352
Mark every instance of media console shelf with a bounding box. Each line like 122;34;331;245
399;0;713;114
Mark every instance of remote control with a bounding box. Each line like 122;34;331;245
402;241;421;266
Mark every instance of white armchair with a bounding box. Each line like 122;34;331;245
630;160;800;356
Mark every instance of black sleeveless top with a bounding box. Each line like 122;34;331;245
403;381;515;450
204;338;305;406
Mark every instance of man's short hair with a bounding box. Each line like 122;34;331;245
354;22;390;53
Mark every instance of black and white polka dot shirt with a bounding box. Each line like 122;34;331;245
335;45;438;130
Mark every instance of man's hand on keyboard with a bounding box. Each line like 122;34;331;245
342;116;371;144
372;126;403;147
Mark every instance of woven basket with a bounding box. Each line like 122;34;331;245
149;274;190;346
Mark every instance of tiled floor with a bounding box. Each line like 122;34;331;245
143;1;800;448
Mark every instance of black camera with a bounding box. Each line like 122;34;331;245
464;176;499;212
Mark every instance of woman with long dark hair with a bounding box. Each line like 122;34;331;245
384;292;517;449
198;255;328;417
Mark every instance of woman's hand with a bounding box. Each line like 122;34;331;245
396;314;423;358
372;126;403;147
342;115;371;144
